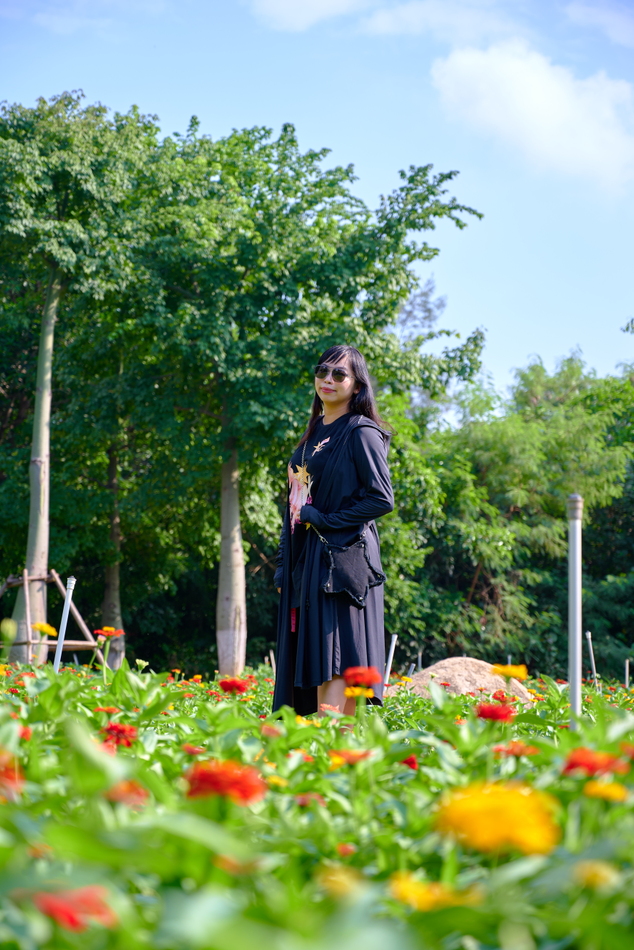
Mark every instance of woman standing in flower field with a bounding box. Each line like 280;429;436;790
273;345;394;716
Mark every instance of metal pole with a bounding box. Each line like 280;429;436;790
585;631;599;692
417;649;422;672
53;576;76;674
507;653;512;665
384;634;398;685
406;662;415;678
567;494;583;726
626;658;630;690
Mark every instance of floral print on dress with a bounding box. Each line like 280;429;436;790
288;460;313;534
312;437;330;454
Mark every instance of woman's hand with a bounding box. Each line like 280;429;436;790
277;588;281;594
300;504;315;525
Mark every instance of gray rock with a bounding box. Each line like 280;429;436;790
386;656;532;703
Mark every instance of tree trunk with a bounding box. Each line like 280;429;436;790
101;446;125;669
216;447;247;674
10;267;62;664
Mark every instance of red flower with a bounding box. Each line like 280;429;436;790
328;749;372;766
7;688;19;695
493;741;539;758
93;628;124;638
563;747;629;777
439;682;452;688
492;690;510;702
185;760;267;804
19;726;32;741
401;754;418;770
218;678;249;695
295;792;327;807
94;707;120;714
343;666;382;688
336;843;357;856
100;722;137;748
476;703;516;723
261;724;282;738
32;886;117;932
206;690;222;699
104;780;148;808
0;749;23;799
182;744;206;755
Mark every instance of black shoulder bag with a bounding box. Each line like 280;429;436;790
302;419;386;608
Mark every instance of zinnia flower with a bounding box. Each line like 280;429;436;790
31;622;57;638
401;754;418;770
0;749;23;799
343;666;382;688
563;748;629;777
93;628;124;638
336;843;357;856
573;860;621;890
185;759;267;804
100;723;137;748
493;741;539;758
104;780;148;808
93;707;120;714
476;703;515;723
19;726;32;741
343;686;374;698
261;724;282;738
390;871;481;911
583;780;628;802
32;886;117;932
435;781;560;855
218;678;249;695
491;664;528;680
295;792;327;807
328;749;372;770
182;744;206;755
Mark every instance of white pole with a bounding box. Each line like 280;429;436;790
567;495;583;726
384;634;397;685
585;631;599;692
417;649;422;672
268;648;276;677
626;659;630;690
53;576;76;674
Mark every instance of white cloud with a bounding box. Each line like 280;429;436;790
431;40;634;188
250;0;375;31
1;0;166;34
362;0;516;45
566;2;634;49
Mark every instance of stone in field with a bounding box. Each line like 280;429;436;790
386;656;532;704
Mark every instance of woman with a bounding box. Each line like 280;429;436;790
272;345;394;716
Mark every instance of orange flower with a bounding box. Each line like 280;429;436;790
93;707;120;714
18;726;32;742
185;760;267;804
328;749;372;770
583;780;628;802
0;749;23;800
563;748;629;777
93;628;124;638
336;842;357;856
261;724;282;738
218;678;249;695
32;886;117;932
100;723;137;748
182;744;206;755
493;741;539;758
476;703;515;723
343;666;382;687
104;780;148;808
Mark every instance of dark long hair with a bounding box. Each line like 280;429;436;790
299;345;387;446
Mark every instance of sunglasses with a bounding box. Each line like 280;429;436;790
314;364;353;382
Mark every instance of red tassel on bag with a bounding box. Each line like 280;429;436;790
290;608;297;632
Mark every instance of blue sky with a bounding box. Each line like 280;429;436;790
1;0;633;393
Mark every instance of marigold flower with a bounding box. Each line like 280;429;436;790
32;886;117;932
401;754;418;770
100;723;137;748
435;781;560;855
295;792;326;807
573;860;621;890
343;666;382;688
31;622;57;637
185;759;267;804
261;724;282;738
218;678;249;695
0;749;23;799
344;686;374;698
328;749;372;770
93;707;120;714
389;871;482;911
491;664;528;680
493;741;539;758
316;865;363;897
563;748;629;777
583;780;628;802
182;744;206;755
476;703;515;723
104;779;148;808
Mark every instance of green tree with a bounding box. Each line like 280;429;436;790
0;91;159;661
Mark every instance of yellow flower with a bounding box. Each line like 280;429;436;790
267;775;289;788
491;664;528;681
31;622;57;637
435;782;560;855
295;715;320;727
344;687;374;698
573;860;621;891
389;872;482;911
316;865;363;897
192;675;202;681
399;676;413;683
583;780;628;802
101;626;116;633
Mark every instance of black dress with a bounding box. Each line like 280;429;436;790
272;412;394;715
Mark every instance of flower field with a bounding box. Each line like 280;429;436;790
2;661;634;949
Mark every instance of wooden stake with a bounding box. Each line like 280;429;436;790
23;569;32;665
